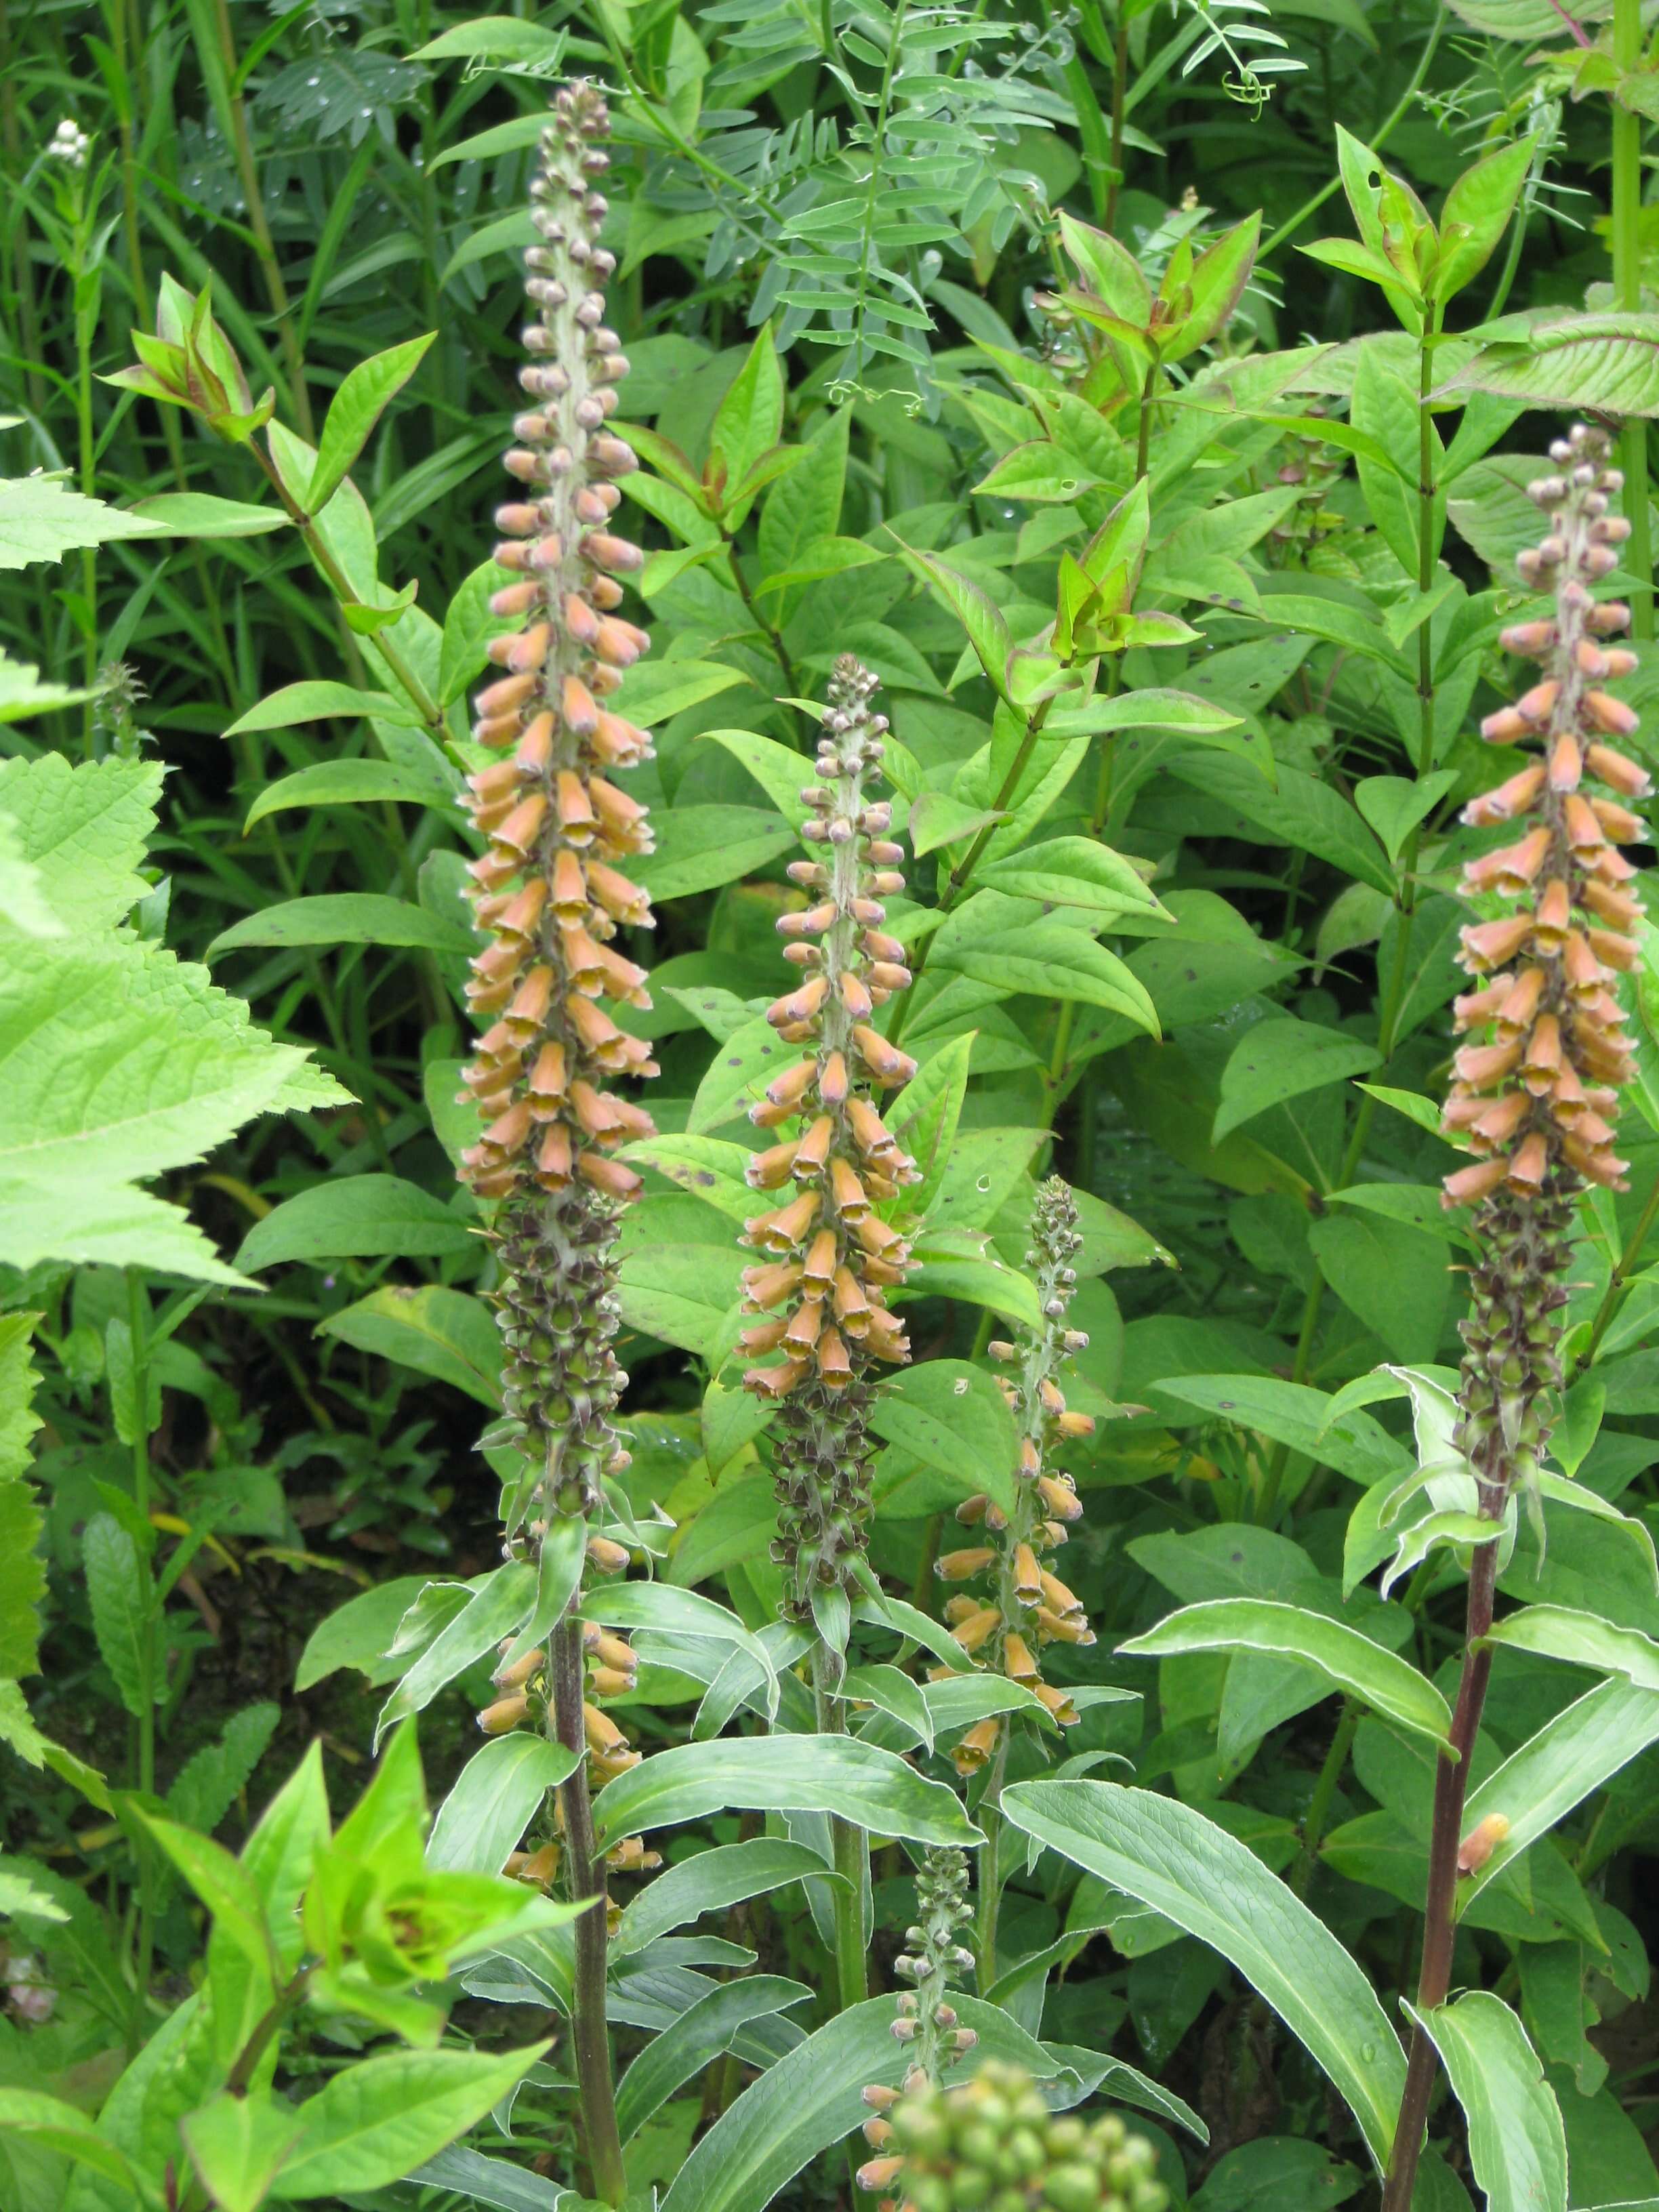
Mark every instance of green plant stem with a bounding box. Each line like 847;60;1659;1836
1252;1265;1325;1523
976;1733;1010;1986
127;1269;158;2032
249;442;428;709
1483;182;1531;324
73;218;99;754
1380;1538;1500;2212
724;535;800;702
0;0;47;420
1613;0;1654;638
1257;7;1445;264
175;1968;314;2211
210;0;314;441
105;0;238;697
1293;1701;1358;1895
552;1615;626;2208
848;0;911;388
1104;2;1130;234
888;696;1057;1048
1570;1169;1659;1379
812;1647;870;2012
1134;356;1161;483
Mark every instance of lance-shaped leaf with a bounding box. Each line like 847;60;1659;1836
1120;1599;1452;1747
1439;314;1659;417
1404;1993;1566;2212
659;1995;1074;2212
1454;1677;1659;1914
1001;1780;1406;2170
590;1736;982;1851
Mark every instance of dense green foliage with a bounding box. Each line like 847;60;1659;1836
9;0;1659;2207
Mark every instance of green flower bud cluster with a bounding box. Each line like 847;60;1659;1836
859;2062;1170;2212
891;1846;977;2080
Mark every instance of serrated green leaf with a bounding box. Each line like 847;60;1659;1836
0;476;167;569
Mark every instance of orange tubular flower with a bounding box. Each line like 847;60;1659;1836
455;89;663;1877
739;657;923;1618
938;1178;1097;1778
1445;420;1650;1511
455;84;659;1530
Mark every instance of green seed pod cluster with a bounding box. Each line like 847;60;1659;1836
858;2062;1170;2212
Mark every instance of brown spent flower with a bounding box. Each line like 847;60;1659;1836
1443;421;1649;1214
741;658;923;1614
935;1178;1096;1775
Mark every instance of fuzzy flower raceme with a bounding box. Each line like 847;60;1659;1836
858;2061;1169;2212
457;82;657;1532
740;657;921;1615
455;87;658;1956
1441;421;1650;1511
935;1179;1096;1773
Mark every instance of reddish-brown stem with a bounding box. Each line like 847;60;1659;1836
552;1615;626;2207
1379;1538;1499;2212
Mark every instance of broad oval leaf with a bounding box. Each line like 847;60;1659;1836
614;1837;838;1957
1441;314;1659;418
237;1175;474;1271
268;2043;549;2198
426;1736;579;1875
208;894;475;958
1481;1604;1659;1692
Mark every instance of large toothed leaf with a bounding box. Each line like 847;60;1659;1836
0;754;160;931
0;476;167;569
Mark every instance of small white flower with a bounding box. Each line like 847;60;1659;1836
48;118;90;169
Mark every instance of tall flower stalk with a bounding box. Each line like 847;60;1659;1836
739;653;920;2008
1382;422;1647;2212
456;84;657;2209
935;1177;1096;1984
